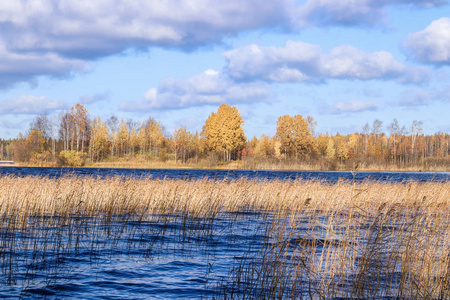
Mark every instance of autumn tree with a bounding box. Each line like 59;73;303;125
388;118;400;164
70;104;90;153
126;119;139;156
254;134;274;158
347;134;358;159
145;117;165;159
28;113;53;160
12;134;29;162
116;119;129;157
307;115;318;137
190;131;203;164
334;133;349;163
27;130;51;164
202;104;246;161
107;116;119;160
411;120;423;163
129;127;139;156
89;117;110;162
317;133;330;157
57;104;90;153
29;113;51;140
276;114;315;159
27;130;45;154
173;126;191;164
326;139;335;159
59;111;73;151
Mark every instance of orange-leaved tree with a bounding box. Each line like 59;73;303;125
202;104;245;161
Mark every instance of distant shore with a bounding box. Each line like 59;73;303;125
3;160;449;172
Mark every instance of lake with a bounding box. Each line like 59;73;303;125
0;166;449;182
1;168;449;299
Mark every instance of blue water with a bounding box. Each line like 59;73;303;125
0;213;273;299
0;166;449;182
1;167;449;299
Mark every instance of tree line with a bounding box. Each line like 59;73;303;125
1;103;449;170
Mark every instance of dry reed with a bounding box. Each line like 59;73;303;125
0;175;449;298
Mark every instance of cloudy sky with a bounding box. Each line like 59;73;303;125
1;0;450;139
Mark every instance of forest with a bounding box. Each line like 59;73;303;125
1;103;449;171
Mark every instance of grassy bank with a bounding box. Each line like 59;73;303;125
1;176;450;298
10;158;450;172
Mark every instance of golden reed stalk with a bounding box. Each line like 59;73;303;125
1;175;449;298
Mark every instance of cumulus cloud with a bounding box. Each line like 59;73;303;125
332;99;378;114
0;0;291;57
0;0;443;89
296;0;447;27
120;69;271;111
0;43;86;89
224;41;429;84
404;17;450;65
0;95;67;114
1;0;442;59
0;0;293;88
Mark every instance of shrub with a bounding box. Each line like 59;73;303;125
58;150;85;167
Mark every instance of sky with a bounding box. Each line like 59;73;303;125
1;0;450;139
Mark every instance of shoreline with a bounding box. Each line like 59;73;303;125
1;162;449;173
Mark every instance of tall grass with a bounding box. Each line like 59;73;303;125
1;175;449;298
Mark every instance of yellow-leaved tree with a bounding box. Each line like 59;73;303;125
117;118;129;156
276;114;315;159
202;104;246;161
89;117;110;162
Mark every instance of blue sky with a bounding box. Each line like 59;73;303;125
1;0;450;139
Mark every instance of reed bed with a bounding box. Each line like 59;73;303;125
0;175;450;298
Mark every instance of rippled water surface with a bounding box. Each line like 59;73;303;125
0;166;449;182
1;213;278;299
1;167;449;299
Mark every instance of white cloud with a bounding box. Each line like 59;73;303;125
0;0;293;88
0;43;86;89
225;41;321;82
0;0;444;89
0;95;67;114
322;46;405;80
224;41;429;84
296;0;446;27
332;100;378;114
0;0;291;57
404;17;450;65
120;69;271;111
0;0;443;89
